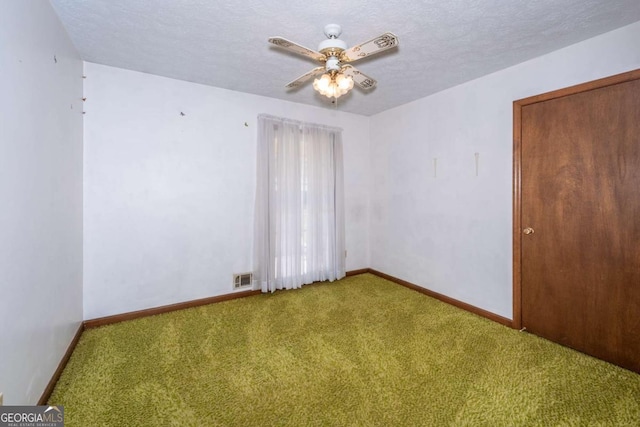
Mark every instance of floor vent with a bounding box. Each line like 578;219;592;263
233;273;253;289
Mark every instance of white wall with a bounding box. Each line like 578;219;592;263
83;63;370;319
369;21;640;319
0;1;83;404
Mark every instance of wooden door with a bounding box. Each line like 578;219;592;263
514;70;640;373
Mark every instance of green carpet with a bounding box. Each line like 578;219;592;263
49;273;640;426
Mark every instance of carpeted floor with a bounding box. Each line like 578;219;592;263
49;273;640;426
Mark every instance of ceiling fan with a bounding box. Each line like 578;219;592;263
268;24;399;99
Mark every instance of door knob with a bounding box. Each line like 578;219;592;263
523;227;535;235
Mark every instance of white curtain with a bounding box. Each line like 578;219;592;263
254;114;345;293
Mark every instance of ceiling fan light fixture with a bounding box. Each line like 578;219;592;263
313;72;354;99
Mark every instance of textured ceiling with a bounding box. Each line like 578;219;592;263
49;0;640;116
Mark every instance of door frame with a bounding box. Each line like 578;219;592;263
512;68;640;330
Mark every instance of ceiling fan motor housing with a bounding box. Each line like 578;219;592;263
318;39;347;55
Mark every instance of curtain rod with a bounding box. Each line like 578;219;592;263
258;114;343;133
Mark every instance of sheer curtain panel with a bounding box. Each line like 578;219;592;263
254;114;345;293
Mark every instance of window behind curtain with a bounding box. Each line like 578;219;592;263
254;114;345;293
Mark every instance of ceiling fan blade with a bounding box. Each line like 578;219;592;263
268;37;326;62
285;67;325;89
341;65;376;90
341;32;398;62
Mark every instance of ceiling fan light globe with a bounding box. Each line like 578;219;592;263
315;74;331;91
337;74;353;91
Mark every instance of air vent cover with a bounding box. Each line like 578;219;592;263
233;273;253;289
